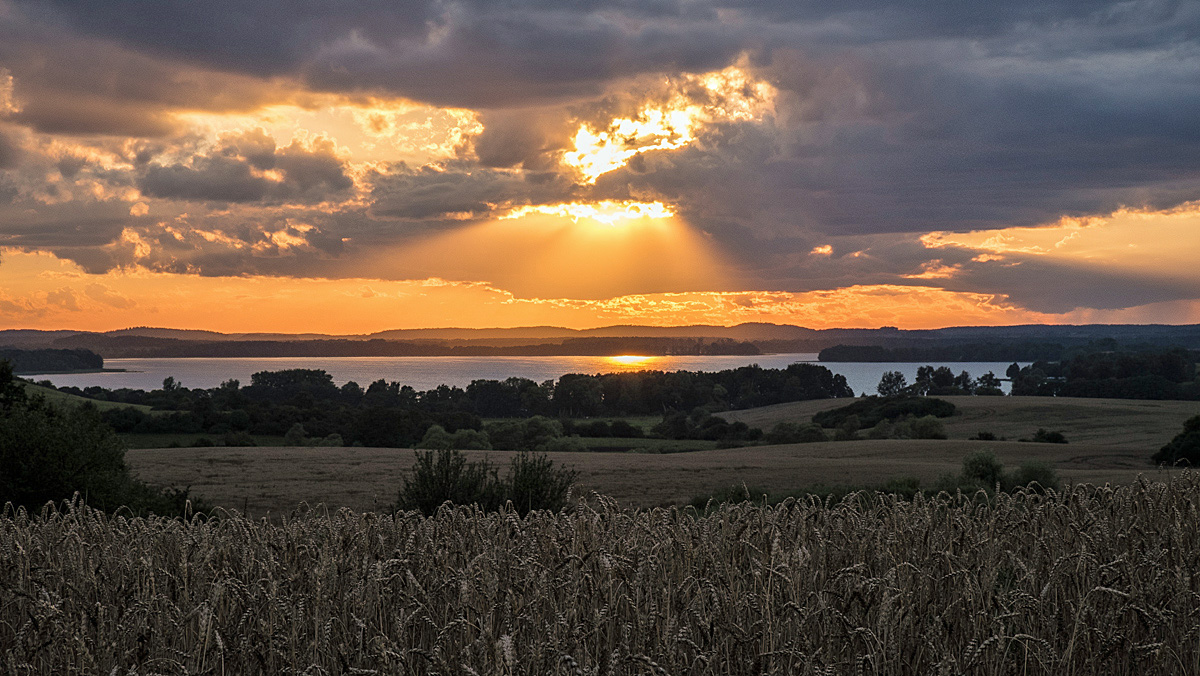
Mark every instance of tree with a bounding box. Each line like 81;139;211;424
1;364;198;516
1153;415;1200;466
0;360;27;411
876;371;908;397
962;450;1004;488
975;371;1003;395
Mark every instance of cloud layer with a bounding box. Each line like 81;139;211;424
2;0;1199;326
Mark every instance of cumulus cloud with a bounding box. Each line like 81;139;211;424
138;131;353;204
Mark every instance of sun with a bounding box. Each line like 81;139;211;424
500;201;674;226
560;64;776;184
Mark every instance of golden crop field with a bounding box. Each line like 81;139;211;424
4;476;1199;675
125;396;1196;516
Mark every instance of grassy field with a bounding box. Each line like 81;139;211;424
126;395;1196;515
719;394;1199;448
4;477;1199;674
20;382;154;413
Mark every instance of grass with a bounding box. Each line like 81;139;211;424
127;395;1194;514
19;382;154;413
719;394;1200;449
3;476;1200;674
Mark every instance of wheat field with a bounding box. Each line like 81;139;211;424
4;475;1200;675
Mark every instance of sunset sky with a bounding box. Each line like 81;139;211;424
1;0;1198;333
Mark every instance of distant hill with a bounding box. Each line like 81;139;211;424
3;323;1199;359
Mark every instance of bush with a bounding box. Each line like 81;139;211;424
396;449;577;516
767;422;829;444
866;420;896;440
0;395;203;517
396;449;500;515
909;415;948;440
1006;461;1060;493
969;431;998;441
609;420;645;438
503;452;578;514
813;396;956;429
962;450;1004;487
834;414;861;441
284;422;308;446
485;416;563;451
1153;415;1200;466
1030;429;1068;444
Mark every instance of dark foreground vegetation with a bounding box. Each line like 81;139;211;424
692;449;1059;507
0;362;198;518
3;477;1198;675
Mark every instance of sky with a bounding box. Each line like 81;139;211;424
1;0;1198;333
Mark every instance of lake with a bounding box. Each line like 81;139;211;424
34;354;1025;396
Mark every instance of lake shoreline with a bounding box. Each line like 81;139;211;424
17;367;128;376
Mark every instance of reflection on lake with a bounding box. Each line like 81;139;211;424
36;354;1025;397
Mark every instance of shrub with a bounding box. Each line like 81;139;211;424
813;396;956;429
395;449;577;516
1153;414;1200;466
909;415;948;440
767;422;829;444
417;425;491;450
0;396;203;517
1030;429;1068;444
609;420;645;438
866;420;896;440
969;431;998;441
284;422;308;446
1007;461;1060;493
396;449;500;515
962;450;1004;487
485;416;563;450
502;452;578;514
315;433;344;447
834;414;861;441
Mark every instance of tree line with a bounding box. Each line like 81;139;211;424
1010;348;1199;400
0;348;103;373
46;363;853;448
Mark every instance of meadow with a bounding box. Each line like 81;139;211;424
125;396;1195;515
4;476;1199;674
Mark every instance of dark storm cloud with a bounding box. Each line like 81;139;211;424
942;255;1200;314
0;128;21;168
0;15;300;137
138;132;353;204
369;162;576;221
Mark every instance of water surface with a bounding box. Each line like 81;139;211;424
36;354;1023;396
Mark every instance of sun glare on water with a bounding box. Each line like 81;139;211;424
606;355;658;368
